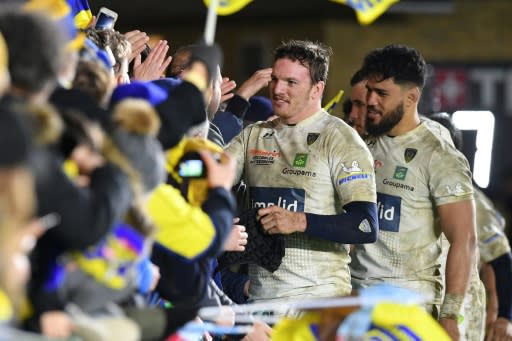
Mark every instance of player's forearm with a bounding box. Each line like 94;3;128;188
442;234;476;319
445;235;476;295
304;201;378;244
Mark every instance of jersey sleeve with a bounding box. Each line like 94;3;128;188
475;190;511;262
327;127;377;207
428;143;473;206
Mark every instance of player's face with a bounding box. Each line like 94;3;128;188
365;77;405;136
270;58;320;124
349;81;368;137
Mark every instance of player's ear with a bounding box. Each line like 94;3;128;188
311;81;325;101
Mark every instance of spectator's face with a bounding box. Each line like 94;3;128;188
207;66;222;117
349;81;367;137
365;76;405;136
116;58;130;85
0;70;9;96
270;58;323;124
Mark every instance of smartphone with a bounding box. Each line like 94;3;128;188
95;7;118;30
177;152;206;178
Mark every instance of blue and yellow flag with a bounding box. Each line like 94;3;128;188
23;0;86;50
323;89;344;114
329;0;399;25
67;0;93;29
203;0;253;16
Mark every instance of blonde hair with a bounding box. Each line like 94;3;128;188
0;167;35;316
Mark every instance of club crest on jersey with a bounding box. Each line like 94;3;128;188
404;148;418;163
307;133;320;145
393;166;408;180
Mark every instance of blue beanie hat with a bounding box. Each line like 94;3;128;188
245;96;273;122
151;77;183;95
110;82;168;108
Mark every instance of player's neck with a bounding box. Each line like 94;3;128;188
282;103;321;125
388;109;421;137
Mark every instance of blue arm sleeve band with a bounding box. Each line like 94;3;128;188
489;252;512;319
304;201;378;244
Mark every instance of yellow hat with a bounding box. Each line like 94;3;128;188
23;0;85;51
0;32;7;75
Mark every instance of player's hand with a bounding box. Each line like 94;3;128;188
257;205;306;235
486;317;512;341
439;317;460;341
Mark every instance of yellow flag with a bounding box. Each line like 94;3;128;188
323;89;344;114
330;0;399;25
203;0;253;16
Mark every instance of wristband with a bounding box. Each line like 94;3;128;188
440;293;464;323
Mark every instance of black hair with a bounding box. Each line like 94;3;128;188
342;98;352;116
350;69;365;86
273;40;332;84
360;44;427;88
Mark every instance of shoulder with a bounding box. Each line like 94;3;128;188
418;118;465;161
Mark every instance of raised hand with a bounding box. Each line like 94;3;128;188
132;40;172;81
124;30;149;63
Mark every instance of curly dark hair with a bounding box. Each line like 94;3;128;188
360;44;427;89
273;40;332;85
85;28;131;75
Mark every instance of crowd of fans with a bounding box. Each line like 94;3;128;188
0;1;511;341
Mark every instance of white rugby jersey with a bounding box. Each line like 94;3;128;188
350;118;473;306
474;187;511;262
225;109;376;301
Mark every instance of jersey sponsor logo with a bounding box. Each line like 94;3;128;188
250;187;305;212
358;219;372;233
483;233;503;244
377;193;401;232
341;161;362;173
249;149;281;166
367;139;377;148
338;172;371;185
282;168;317;178
382;178;415;191
262;131;274;139
404;148;418;163
307;133;320;145
293;153;308;167
393;166;408;180
445;183;469;197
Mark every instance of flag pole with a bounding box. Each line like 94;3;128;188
204;0;219;45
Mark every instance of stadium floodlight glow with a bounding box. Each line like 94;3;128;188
452;111;495;188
